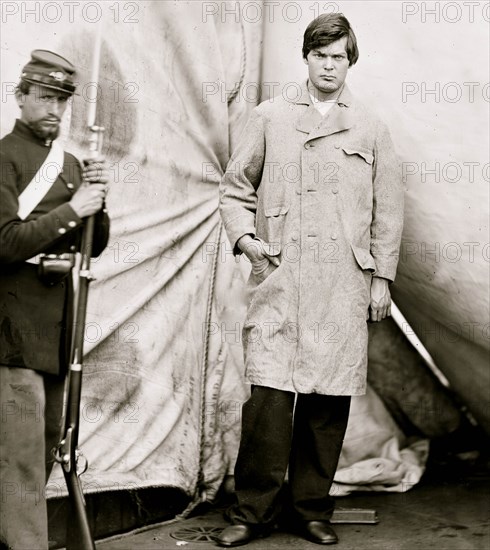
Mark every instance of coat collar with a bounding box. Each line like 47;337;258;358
13;119;54;147
292;81;355;139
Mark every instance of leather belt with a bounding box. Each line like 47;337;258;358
26;253;75;265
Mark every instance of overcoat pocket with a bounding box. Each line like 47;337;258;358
250;257;278;285
259;203;290;250
342;147;374;165
264;203;290;217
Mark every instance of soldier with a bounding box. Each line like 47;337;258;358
218;14;404;547
0;50;110;549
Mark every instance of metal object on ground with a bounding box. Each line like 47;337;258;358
331;508;379;524
170;526;224;543
169;508;379;543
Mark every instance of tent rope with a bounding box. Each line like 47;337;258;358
177;219;224;520
176;14;247;522
227;17;247;105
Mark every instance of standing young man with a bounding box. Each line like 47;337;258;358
218;14;404;546
0;50;110;549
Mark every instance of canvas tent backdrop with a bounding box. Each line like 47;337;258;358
0;0;488;503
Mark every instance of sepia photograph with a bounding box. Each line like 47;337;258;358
0;1;489;549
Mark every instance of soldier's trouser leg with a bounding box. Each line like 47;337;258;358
289;394;351;522
228;386;295;527
44;374;65;484
0;367;64;550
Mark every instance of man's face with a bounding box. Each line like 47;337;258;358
16;84;70;140
305;36;350;99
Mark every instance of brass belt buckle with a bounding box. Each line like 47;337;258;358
38;253;75;286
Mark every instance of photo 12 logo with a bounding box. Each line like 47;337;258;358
201;2;340;24
1;1;140;24
401;241;490;264
402;82;489;104
402;161;489;184
402;2;489;23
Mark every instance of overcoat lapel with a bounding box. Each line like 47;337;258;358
294;82;355;141
295;105;324;135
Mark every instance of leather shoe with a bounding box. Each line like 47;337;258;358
216;524;268;547
301;521;339;545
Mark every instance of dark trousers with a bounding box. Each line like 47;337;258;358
229;386;351;527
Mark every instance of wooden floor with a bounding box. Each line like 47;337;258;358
50;450;490;550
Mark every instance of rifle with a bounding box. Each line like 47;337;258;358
53;30;104;550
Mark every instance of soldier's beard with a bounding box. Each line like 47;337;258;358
28;119;60;141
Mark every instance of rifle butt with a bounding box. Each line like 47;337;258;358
63;469;95;550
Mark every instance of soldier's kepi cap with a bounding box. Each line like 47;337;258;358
21;50;77;94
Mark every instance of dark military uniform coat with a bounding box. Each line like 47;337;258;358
0;120;110;375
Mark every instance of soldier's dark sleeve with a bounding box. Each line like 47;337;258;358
0;151;83;264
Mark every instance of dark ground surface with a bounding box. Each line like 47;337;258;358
50;443;490;550
96;469;490;550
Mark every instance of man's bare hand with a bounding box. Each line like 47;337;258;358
238;235;280;267
238;235;280;281
370;277;391;322
69;183;106;218
82;157;109;185
69;157;109;218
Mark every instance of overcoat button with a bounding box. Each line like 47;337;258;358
331;234;338;240
58;228;66;235
68;221;77;228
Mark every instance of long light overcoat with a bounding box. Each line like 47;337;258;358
219;83;404;395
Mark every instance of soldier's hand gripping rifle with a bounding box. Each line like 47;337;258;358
53;31;104;550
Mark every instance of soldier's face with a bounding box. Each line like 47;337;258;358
305;36;350;99
16;84;70;140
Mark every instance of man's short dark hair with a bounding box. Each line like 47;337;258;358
16;80;31;95
302;13;359;66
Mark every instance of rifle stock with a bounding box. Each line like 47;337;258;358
57;212;96;550
56;24;104;545
55;124;104;549
63;451;95;550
